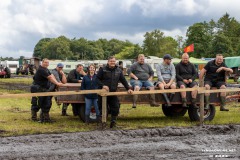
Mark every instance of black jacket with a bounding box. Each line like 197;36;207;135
96;65;129;92
175;61;197;81
67;69;84;83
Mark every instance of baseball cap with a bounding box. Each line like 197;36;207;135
57;63;64;68
163;54;173;60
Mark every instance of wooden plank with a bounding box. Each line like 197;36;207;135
102;96;107;123
100;87;205;96
199;80;204;126
198;88;240;94
0;90;104;99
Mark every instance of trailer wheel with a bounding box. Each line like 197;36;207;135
188;104;215;121
79;104;98;123
71;103;80;116
162;104;188;117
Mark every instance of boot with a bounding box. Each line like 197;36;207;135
31;110;37;121
191;98;198;109
85;115;90;124
220;96;229;111
204;96;210;110
132;95;138;108
150;94;160;107
110;116;117;128
182;98;188;108
162;93;171;107
39;112;52;123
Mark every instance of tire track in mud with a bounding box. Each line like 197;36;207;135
0;125;239;160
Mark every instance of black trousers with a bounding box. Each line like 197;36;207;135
98;95;120;117
31;96;52;113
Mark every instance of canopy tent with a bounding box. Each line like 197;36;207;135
224;56;240;68
171;57;207;65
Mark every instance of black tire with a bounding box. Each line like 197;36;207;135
162;104;188;117
71;103;80;116
188;104;215;121
16;68;20;75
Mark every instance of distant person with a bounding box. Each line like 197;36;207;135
63;64;87;116
81;64;100;124
30;58;63;122
96;56;133;128
118;61;123;71
199;54;233;111
156;54;176;107
175;53;198;108
127;54;159;108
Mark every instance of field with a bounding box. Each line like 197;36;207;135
0;77;239;159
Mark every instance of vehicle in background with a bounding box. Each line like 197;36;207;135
223;56;240;82
16;57;40;75
0;61;11;78
0;60;19;74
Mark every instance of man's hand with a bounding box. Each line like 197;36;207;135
216;67;223;73
165;83;171;88
56;82;63;87
102;85;109;92
148;77;153;81
128;89;133;94
188;79;192;83
59;70;65;75
183;79;189;84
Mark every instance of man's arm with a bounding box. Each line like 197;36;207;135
199;68;206;80
190;64;197;81
67;70;79;83
96;67;104;89
156;64;164;82
175;64;184;81
59;70;67;84
47;74;62;86
128;64;138;80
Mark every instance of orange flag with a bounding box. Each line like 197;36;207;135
184;44;194;53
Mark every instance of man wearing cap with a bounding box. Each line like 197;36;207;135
156;54;176;107
65;64;87;116
128;54;160;108
50;63;67;90
175;53;198;108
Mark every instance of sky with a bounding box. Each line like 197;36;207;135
0;0;240;58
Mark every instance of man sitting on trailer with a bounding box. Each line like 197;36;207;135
175;53;198;108
49;63;67;115
156;54;176;107
63;64;87;116
128;54;160;108
199;54;233;111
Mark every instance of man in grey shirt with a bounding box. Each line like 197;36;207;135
156;54;176;107
128;54;159;108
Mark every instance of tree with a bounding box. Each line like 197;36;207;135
33;38;51;59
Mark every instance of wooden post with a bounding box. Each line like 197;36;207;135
199;80;204;126
101;96;107;123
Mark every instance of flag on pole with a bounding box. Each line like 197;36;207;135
184;44;194;53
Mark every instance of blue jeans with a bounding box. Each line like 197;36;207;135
85;98;100;116
130;79;154;89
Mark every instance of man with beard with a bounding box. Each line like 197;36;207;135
199;54;233;111
128;54;160;108
96;56;133;128
175;53;198;108
156;54;176;107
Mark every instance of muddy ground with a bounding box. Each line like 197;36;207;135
0;125;239;160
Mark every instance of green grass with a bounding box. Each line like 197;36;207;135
0;94;239;137
0;78;240;137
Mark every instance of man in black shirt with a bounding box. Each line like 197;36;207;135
31;58;63;122
199;54;233;111
175;53;198;108
96;56;133;128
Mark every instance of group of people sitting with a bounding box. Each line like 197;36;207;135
30;53;233;128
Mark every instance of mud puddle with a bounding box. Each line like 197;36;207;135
0;125;239;159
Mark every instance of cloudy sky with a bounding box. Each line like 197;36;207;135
0;0;240;58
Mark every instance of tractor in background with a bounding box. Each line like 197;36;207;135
16;57;40;75
0;64;11;78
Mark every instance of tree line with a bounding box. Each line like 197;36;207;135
27;13;240;60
